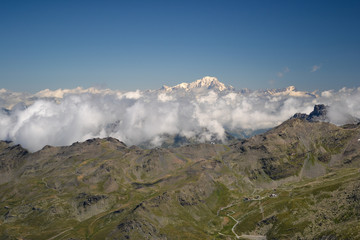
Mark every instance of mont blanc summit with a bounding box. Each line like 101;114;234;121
161;76;233;92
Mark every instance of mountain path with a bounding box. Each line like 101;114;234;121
47;227;73;240
217;201;267;239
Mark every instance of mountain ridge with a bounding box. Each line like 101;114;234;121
0;76;321;110
1;109;360;239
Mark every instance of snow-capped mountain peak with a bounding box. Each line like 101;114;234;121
162;76;232;92
187;76;226;90
263;86;317;97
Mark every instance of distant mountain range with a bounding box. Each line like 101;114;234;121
0;76;318;109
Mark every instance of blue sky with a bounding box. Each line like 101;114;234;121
1;0;359;92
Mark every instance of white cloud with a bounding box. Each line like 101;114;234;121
321;90;333;98
1;85;360;152
157;93;173;102
311;65;321;72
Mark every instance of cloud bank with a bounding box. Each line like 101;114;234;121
1;85;360;152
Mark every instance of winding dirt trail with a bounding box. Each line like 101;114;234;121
47;227;73;240
217;200;267;239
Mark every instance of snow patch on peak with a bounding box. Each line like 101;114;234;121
189;76;226;91
176;82;190;89
286;86;296;92
163;76;230;92
265;86;316;97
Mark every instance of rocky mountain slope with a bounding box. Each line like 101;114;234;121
1;107;360;239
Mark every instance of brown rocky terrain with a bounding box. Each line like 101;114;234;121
1;106;360;239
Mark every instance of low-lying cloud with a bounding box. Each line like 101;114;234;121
1;86;360;152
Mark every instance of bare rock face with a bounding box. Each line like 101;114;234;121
0;142;28;184
308;104;329;122
292;104;329;122
73;193;111;221
113;218;167;240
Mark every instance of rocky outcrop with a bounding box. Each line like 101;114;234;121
292;104;360;125
0;142;28;184
292;104;329;122
73;193;111;221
